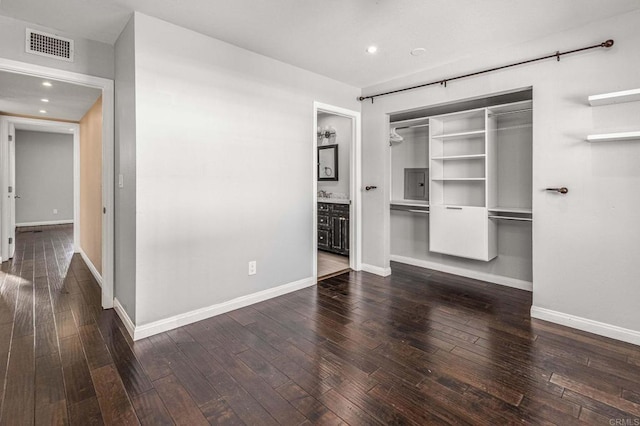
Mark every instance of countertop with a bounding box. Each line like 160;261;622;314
318;197;350;205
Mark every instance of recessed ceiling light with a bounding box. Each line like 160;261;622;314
69;128;74;131
366;45;378;54
39;109;47;114
41;98;49;103
411;48;427;56
42;81;52;87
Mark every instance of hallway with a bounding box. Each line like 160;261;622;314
0;225;117;424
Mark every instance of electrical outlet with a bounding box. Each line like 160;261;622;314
53;209;58;215
119;174;124;188
248;261;257;276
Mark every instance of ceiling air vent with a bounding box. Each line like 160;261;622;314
25;29;74;62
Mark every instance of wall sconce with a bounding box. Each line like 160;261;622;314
317;126;336;145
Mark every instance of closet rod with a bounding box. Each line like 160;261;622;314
395;123;430;130
358;39;614;103
488;215;532;222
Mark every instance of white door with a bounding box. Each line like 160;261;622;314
7;124;15;259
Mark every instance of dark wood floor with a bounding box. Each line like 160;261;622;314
1;225;639;425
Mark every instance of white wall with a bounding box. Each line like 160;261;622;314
361;9;640;337
318;113;351;198
114;16;136;321
131;13;360;326
0;15;114;79
14;130;73;225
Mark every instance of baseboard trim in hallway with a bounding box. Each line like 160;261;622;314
79;248;102;287
123;276;316;340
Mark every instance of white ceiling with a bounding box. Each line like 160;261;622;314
1;0;639;87
0;71;101;121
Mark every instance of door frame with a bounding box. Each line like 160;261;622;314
312;102;362;278
0;58;114;309
7;122;15;259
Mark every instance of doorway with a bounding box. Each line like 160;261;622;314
313;102;362;281
0;58;114;309
10;120;78;256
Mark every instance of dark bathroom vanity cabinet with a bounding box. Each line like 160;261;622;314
318;202;349;256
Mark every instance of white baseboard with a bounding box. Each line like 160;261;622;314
16;219;74;227
361;263;392;277
129;276;316;341
78;249;103;287
114;298;136;338
390;254;533;292
531;306;640;346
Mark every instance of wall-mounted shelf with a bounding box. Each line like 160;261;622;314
431;154;486;161
586;131;640;142
589;88;640;106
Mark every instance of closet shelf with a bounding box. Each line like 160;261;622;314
586;131;640;142
488;207;532;214
390;200;429;207
431;154;486;161
432;178;485;181
431;129;485;140
589;88;640;106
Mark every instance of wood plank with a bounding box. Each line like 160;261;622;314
1;334;35;425
153;374;209;426
78;323;113;370
59;335;97;404
199;398;245;426
275;381;346;425
91;364;139;425
131;390;174;426
551;374;640;417
206;369;279;426
68;396;104;426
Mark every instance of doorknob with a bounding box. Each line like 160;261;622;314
365;186;377;191
545;187;568;194
14;195;20;199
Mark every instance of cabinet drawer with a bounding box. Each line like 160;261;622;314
318;203;330;212
331;204;350;215
318;229;330;250
429;206;494;261
318;214;330;227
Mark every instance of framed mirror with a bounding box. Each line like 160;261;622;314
318;145;338;181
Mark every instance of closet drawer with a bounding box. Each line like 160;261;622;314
429;205;494;261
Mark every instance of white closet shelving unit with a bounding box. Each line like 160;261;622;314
587;88;640;142
389;91;533;286
429;108;498;261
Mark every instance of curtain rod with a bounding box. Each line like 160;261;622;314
359;39;614;103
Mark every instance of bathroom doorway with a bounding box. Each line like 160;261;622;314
313;103;362;281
